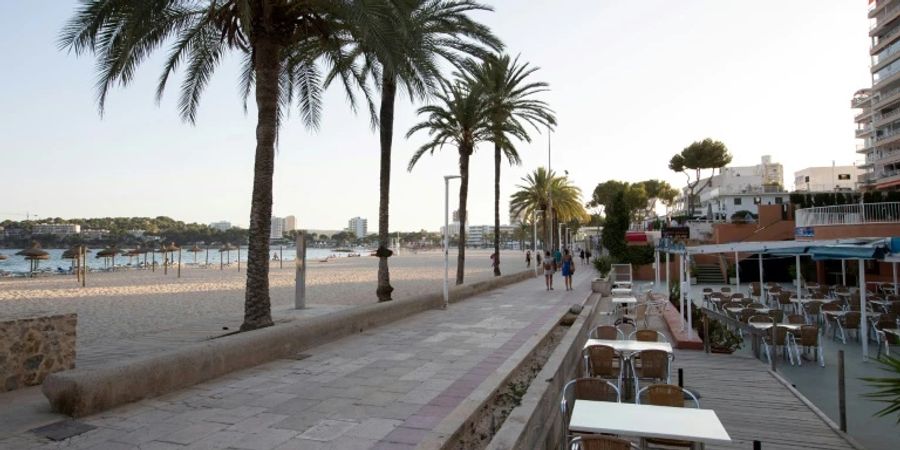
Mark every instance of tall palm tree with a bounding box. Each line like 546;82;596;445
407;80;491;285
462;54;556;276
60;0;380;331
509;167;587;255
340;0;501;302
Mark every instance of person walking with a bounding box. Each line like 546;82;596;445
561;249;575;291
543;251;554;291
579;248;585;264
553;247;562;274
525;250;532;268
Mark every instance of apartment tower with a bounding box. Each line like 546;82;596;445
854;0;900;190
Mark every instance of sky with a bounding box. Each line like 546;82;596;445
0;1;872;231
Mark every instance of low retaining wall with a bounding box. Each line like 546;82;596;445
484;294;601;450
1;314;76;392
42;270;535;417
662;305;703;350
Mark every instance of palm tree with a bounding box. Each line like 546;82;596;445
60;1;380;331
462;54;556;276
509;168;587;255
340;0;501;302
407;80;490;284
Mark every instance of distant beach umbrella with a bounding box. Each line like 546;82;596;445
161;242;180;275
219;243;235;270
189;244;203;264
96;245;122;268
0;254;7;261
20;242;50;276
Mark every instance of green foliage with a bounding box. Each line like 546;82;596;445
862;355;900;422
620;245;655;266
668;138;732;172
592;255;613;277
601;192;628;260
702;316;743;352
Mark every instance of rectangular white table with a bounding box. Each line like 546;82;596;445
611;287;633;296
584;339;672;355
569;400;731;449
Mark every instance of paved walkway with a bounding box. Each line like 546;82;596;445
3;270;591;449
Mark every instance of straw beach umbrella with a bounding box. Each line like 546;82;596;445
19;242;49;277
189;245;203;265
162;242;180;276
219;243;235;270
96;245;121;269
0;253;7;260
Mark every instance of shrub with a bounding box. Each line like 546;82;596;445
620;245;655;266
592;255;613;277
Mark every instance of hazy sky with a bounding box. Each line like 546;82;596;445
0;1;871;231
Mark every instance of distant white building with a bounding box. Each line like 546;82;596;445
793;165;863;192
348;217;367;238
674;155;788;221
209;221;231;231
127;229;146;238
32;223;80;236
81;229;110;240
271;216;286;239
465;224;518;247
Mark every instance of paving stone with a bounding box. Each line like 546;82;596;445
342;418;403;440
226;413;290;434
296;419;358;442
228;428;298;450
157;422;225;445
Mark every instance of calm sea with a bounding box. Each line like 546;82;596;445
0;247;358;274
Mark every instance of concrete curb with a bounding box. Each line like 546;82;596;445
662;305;703;350
768;369;867;450
484;292;601;450
42;270;536;417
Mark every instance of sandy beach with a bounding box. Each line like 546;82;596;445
0;249;536;349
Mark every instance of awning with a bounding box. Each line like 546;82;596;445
683;237;891;260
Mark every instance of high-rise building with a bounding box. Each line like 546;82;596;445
854;0;900;190
209;221;232;231
348;217;367;238
270;216;285;239
284;215;296;232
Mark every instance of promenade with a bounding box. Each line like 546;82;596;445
2;269;591;449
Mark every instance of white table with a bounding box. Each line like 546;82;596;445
569;400;731;449
584;339;672;355
611;287;633;296
748;322;802;332
725;306;770;314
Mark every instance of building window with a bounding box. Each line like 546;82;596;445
775;197;783;204
733;198;742;206
838;174;851;180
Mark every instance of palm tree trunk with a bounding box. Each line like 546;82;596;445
376;73;396;302
493;143;501;276
240;38;279;332
457;149;471;285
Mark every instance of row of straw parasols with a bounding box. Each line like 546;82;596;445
1;241;243;281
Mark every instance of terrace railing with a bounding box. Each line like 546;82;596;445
795;202;900;227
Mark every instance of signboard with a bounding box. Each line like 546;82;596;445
662;227;690;240
795;227;815;239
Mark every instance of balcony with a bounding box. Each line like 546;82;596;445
857;142;874;154
795;202;900;227
870;3;900;37
873;107;900;127
872;85;900;109
857;125;874;137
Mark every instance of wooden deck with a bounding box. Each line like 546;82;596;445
673;350;861;450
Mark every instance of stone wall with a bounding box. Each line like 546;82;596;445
1;313;76;392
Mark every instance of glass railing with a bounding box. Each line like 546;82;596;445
873;85;900;106
796;202;900;227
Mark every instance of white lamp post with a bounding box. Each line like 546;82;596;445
444;175;461;309
534;209;543;276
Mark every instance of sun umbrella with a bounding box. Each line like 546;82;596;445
161;242;180;275
219;243;235;270
189;244;203;265
0;254;8;261
63;246;90;281
20;242;49;276
96;245;122;269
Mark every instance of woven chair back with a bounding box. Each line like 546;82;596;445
587;345;617;377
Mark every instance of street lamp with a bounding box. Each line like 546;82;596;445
534;209;543;276
444;175;461;309
558;223;566;251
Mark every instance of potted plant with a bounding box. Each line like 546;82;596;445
696;308;742;354
591;255;613;295
727;264;737;285
862;355;900;422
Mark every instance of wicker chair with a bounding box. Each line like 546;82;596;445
786;314;806;325
568;435;636;450
720;286;732;293
583;344;623;389
874;319;898;359
767;309;785;324
750;282;761;299
789;325;824;367
764;325;796;365
803;301;824;327
835;312;862;344
590;325;623;340
821;302;843;335
630;350;671;393
777;291;794;313
635;384;700;449
560;378;622;448
630;329;669;343
730;292;745;300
